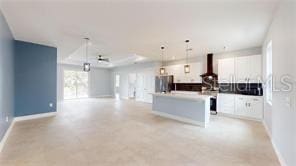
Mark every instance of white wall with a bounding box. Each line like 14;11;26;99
262;1;296;166
88;67;112;98
57;64;112;101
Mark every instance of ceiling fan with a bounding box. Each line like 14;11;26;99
97;55;110;63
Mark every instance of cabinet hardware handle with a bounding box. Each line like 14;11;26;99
253;99;259;101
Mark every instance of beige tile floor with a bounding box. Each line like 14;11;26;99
0;98;279;166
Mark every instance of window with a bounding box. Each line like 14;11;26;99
266;41;272;105
64;70;89;99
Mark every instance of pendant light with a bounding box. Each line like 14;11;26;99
159;46;166;75
83;38;91;72
184;40;191;74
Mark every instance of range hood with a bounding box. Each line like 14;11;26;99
200;53;218;78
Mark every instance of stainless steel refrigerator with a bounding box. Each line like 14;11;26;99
155;75;174;93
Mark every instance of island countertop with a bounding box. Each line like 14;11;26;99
151;91;212;101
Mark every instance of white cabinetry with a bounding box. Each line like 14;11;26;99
218;58;235;83
218;55;262;83
217;93;235;114
248;55;262;83
235;95;263;119
234;96;247;116
235;56;250;83
166;62;203;83
235;55;262;83
249;97;263;119
218;93;263;120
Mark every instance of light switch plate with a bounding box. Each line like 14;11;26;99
6;116;9;122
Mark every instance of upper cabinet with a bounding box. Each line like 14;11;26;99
166;62;203;83
218;58;235;83
235;56;250;83
218;55;262;83
235;55;262;83
248;55;262;83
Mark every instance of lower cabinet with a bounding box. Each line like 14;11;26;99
241;96;263;119
217;94;235;114
217;93;263;120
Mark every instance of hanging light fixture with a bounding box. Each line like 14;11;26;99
159;46;166;75
83;38;91;72
184;40;191;74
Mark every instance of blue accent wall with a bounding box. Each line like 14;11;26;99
0;11;15;141
14;41;57;117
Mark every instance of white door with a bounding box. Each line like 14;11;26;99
114;74;120;99
135;70;155;103
128;74;137;99
136;74;144;101
143;70;155;103
218;58;235;83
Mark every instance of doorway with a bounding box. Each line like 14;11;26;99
64;70;89;99
128;73;137;99
114;74;120;99
136;70;155;103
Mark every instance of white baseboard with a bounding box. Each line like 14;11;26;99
151;111;206;127
218;112;262;122
263;120;272;138
262;120;287;166
0;112;57;153
14;112;57;122
0;120;15;152
271;138;287;166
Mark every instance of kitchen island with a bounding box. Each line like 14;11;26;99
152;91;212;127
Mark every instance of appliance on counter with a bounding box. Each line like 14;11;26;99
200;53;218;90
155;75;174;93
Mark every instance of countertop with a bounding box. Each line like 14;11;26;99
152;91;212;101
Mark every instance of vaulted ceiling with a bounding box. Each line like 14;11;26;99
0;0;278;67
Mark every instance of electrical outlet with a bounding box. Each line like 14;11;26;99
49;103;53;108
6;116;9;122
